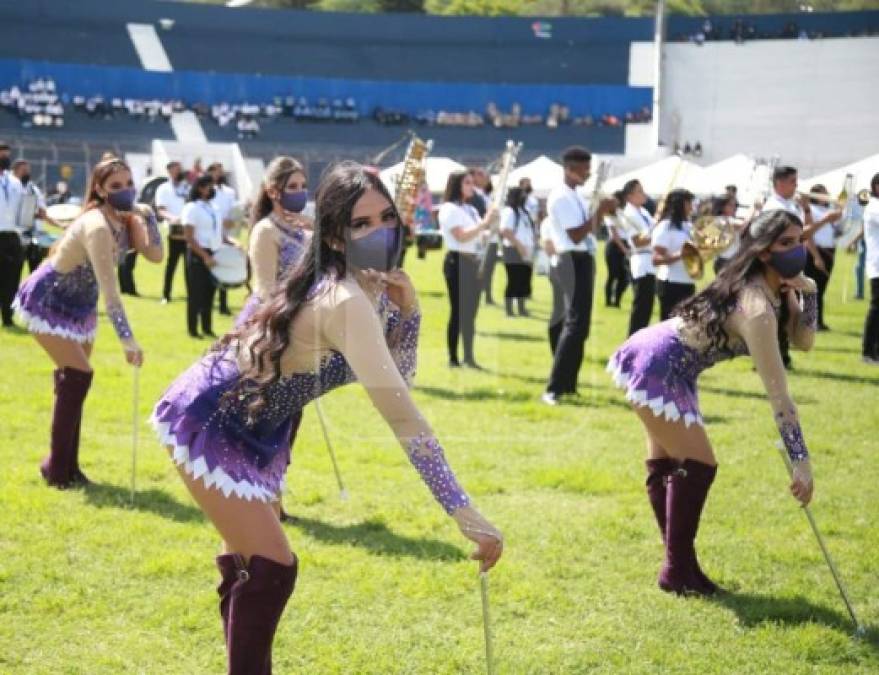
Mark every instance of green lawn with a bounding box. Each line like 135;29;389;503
1;246;877;674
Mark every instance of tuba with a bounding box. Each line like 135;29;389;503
394;134;433;243
681;215;738;280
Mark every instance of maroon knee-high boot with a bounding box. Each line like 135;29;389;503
41;367;93;489
218;553;298;675
657;459;717;596
646;458;718;595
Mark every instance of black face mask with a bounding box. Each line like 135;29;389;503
0;157;10;171
19;173;30;186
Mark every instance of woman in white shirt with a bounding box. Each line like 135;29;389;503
439;171;495;368
804;185;842;331
862;173;879;363
621;179;657;336
604;189;631;309
182;175;224;339
652;189;696;320
500;187;535;317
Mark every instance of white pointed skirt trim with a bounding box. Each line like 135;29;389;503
12;302;96;343
606;359;703;428
150;416;282;503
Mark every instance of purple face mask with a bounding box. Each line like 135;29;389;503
107;187;136;212
280;189;308;214
345;225;401;272
768;244;807;279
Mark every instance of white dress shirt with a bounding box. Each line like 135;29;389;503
622;202;655;278
211;183;237;222
439;202;481;254
763;191;805;221
155;179;188;218
524;194;539;222
18;182;46;233
864;196;879;280
500;206;534;261
181;200;222;250
539;216;558;268
652;219;693;283
547;184;592;254
0;171;24;232
809;204;836;249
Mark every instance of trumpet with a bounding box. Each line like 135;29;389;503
681;215;739;280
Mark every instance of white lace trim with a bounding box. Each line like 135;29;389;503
12;301;95;343
606;359;703;428
150;416;282;503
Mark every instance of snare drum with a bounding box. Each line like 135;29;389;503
35;232;59;250
45;203;82;228
210;245;248;288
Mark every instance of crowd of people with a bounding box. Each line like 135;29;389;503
677;16;879;44
3;140;878;672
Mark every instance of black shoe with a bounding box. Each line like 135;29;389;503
817;324;830;332
219;309;232;316
448;359;461;368
189;331;202;339
463;359;483;370
204;330;218;339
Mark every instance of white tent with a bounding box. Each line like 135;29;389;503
701;154;758;195
380;157;466;195
801;153;879;195
506;155;564;198
602;156;710;196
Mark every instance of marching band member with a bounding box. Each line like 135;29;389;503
862;172;879;364
608;209;817;595
651;189;696;321
0;142;25;327
182;176;225;339
469;167;499;306
603;189;630;309
151;162;502;673
621;179;656;336
712;194;743;275
12;159;58;274
499;186;535;317
236;156;312;326
541;146;615;405
540;214;564;354
13;156;163;488
208;162;238;315
439;171;495;368
155;161;190;304
803;185;841;331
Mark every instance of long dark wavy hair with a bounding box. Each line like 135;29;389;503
673;209;803;354
218;161;401;417
251;155;306;225
659;188;694;228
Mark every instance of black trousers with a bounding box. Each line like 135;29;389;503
25;242;47;274
443;251;481;363
186;250;217;335
548;263;564;355
0;231;25;325
863;277;879;359
804;247;835;327
163;237;187;301
628;274;656;336
657;280;695;321
604;243;630;307
480;242;499;303
504;262;532;299
546;251;594;395
118;250;138;295
713;257;730;275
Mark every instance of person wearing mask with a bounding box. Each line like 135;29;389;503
13;156;163;487
208;162;238;316
0;143;26;327
620;179;656;336
609;209;817;596
803;185;842;331
541;146;615;405
12;159;58;274
499;186;535;317
182;176;225;339
604;189;631;309
150;162;502;672
652;189;697;321
862;173;879;364
439;171;496;369
155;161;190;304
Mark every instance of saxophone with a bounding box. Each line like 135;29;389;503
394;134;433;245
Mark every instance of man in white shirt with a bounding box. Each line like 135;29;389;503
207;162;238;315
862;173;879;364
12;160;56;274
0;142;25;326
542;146;615;405
620;179;657;336
155;161;190;303
803;185;842;331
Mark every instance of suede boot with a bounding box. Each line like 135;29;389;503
40;367;93;488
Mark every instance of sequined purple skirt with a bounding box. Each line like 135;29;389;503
13;263;98;343
151;351;301;502
606;320;704;427
233;294;261;329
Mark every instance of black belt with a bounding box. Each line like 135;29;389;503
448;250;478;261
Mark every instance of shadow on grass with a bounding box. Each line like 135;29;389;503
715;590;878;646
84;482;204;523
476;330;543;343
415;384;532;403
794;368;879;386
290;516;466;562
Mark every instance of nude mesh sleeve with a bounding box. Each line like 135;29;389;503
249;222;279;298
83;223;135;344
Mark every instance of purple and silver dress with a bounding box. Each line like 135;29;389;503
13;219;134;343
152;274;471;511
608;284;818;463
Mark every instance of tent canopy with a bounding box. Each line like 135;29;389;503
802;153;879;195
506;155;563;199
380;157;466;195
603;156;710;197
701;154;758;195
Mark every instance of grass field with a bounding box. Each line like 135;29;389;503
1;245;877;674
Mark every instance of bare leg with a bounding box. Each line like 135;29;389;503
34;333;92;372
634;405;716;466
